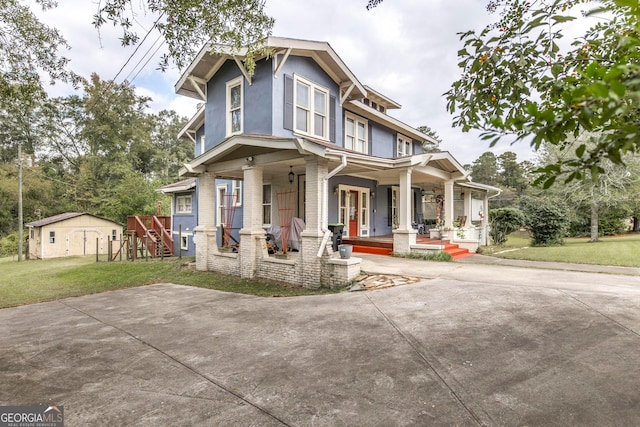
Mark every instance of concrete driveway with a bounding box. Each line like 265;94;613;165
1;257;639;426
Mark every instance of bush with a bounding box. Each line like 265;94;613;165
0;232;17;257
520;196;570;246
489;207;525;245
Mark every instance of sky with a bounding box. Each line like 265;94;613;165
33;0;539;166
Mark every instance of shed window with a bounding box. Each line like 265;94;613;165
49;231;55;244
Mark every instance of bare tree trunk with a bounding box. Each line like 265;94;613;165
590;202;599;242
634;216;640;232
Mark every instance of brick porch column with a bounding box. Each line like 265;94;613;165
301;156;328;288
239;165;264;279
194;173;217;271
393;167;417;253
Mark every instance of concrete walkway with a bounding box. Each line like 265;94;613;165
1;257;640;426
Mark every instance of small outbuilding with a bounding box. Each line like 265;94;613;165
25;212;123;259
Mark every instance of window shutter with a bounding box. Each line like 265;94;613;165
387;187;392;227
329;95;336;143
284;75;294;130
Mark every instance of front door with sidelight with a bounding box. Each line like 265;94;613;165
348;190;359;237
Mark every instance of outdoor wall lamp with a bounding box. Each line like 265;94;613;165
288;166;294;184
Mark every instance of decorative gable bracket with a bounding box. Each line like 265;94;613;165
188;76;207;102
273;48;292;78
340;82;356;105
233;56;253;86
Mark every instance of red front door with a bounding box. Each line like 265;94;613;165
349;191;358;237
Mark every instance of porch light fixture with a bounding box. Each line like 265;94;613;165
288;166;294;184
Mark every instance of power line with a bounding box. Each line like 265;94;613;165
130;39;166;84
112;11;165;82
125;34;164;83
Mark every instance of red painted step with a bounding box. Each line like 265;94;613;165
351;245;393;256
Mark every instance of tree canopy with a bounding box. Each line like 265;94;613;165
0;0;78;112
446;0;640;186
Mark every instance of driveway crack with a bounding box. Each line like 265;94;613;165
58;300;291;426
364;293;493;427
557;290;640;339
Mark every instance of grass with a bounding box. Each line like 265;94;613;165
0;256;338;309
483;231;640;267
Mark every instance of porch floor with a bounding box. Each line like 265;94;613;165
341;234;475;260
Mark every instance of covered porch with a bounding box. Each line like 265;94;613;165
179;135;497;288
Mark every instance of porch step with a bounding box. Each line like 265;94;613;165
351;245;393;256
441;241;474;260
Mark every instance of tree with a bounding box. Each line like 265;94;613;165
471;151;500;186
0;0;78;112
538;133;640;241
444;0;640;186
489;207;525;245
148;110;191;184
93;0;274;73
498;151;527;192
416;125;442;152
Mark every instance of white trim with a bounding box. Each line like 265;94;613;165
262;183;272;227
226;76;244;137
293;74;329;141
233;180;242;207
396;134;413;157
344;112;368;154
180;235;189;250
337;184;370;236
216;185;227;226
233;56;252;85
176;195;193;214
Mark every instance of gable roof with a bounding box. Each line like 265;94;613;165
175;36;367;103
25;213;122;228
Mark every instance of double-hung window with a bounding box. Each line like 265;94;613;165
345;113;368;154
226;76;243;136
176;195;192;214
294;76;329;140
262;184;272;226
396;134;413;157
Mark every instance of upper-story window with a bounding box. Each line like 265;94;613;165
345;113;368;154
199;134;205;155
226;76;243;136
294;75;329;140
176;195;193;214
397;134;413;157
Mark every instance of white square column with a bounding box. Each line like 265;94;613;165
464;190;473;227
444;179;455;229
393;167;417;253
239;165;264;279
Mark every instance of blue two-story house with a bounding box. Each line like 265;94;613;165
169;36;498;288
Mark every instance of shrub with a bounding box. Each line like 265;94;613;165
520;196;570;246
489;207;525;245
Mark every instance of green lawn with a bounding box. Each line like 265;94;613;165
486;232;640;267
0;256;337;309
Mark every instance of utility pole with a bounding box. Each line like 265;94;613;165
17;140;23;261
